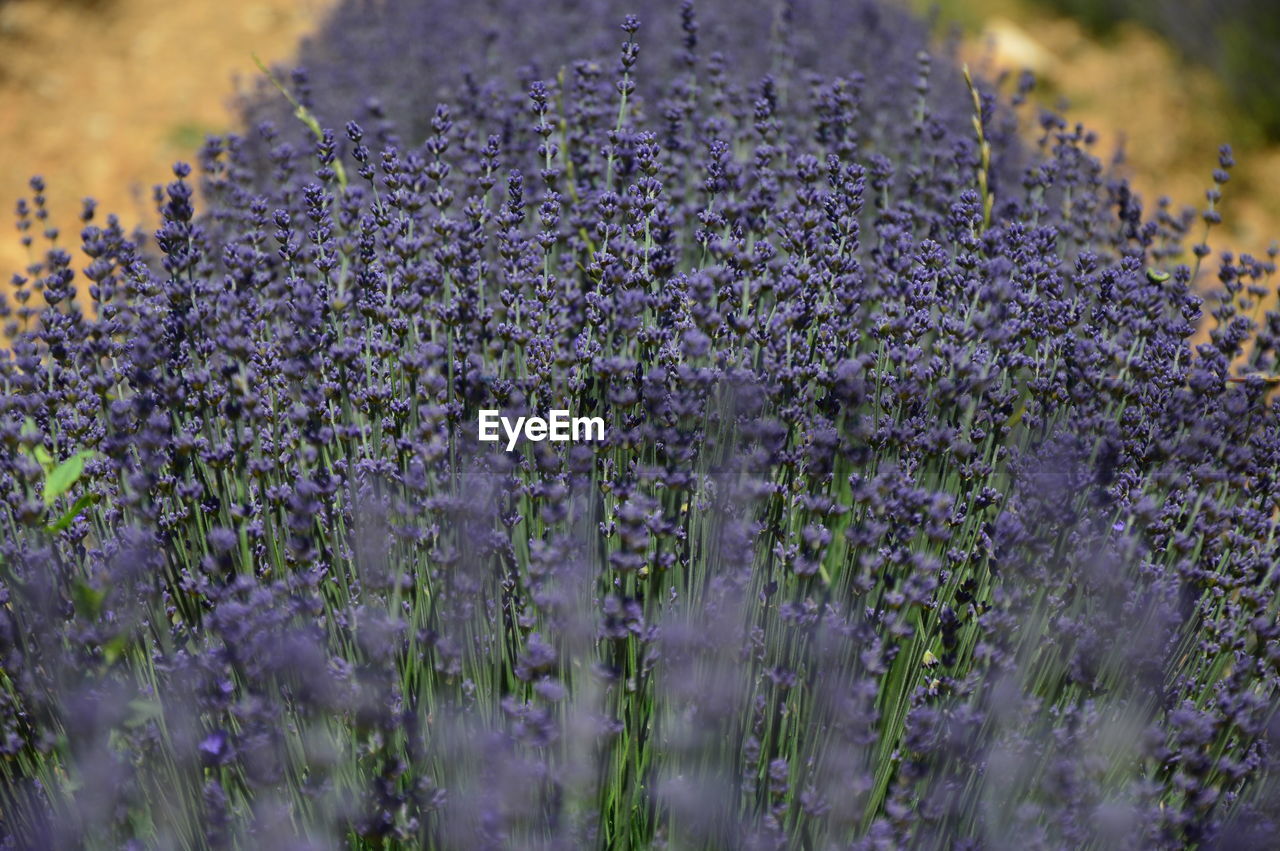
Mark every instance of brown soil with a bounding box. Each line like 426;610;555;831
0;0;327;276
951;9;1280;261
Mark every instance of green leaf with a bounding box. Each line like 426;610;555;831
32;445;53;470
1004;401;1027;430
103;633;130;666
124;698;163;729
72;579;107;620
43;450;94;507
252;53;348;190
46;492;99;533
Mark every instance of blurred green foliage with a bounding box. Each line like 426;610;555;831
167;121;221;153
1036;0;1280;140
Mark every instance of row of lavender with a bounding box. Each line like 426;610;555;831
2;1;1279;847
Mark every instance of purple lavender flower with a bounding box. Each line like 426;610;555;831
2;0;1278;848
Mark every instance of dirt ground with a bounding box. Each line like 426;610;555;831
1;0;1277;289
0;0;326;275
950;7;1280;262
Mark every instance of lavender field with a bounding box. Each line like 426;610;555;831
2;1;1278;848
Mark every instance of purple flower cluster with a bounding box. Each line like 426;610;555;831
3;1;1280;848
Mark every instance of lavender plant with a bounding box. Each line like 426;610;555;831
3;1;1280;848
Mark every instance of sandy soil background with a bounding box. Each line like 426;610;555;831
0;0;324;275
1;0;1276;286
940;2;1280;262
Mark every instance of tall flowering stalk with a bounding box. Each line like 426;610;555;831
2;1;1280;848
